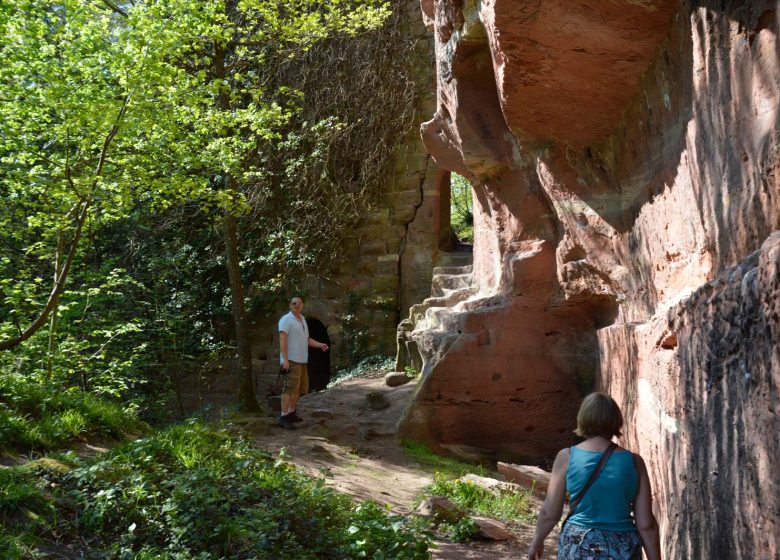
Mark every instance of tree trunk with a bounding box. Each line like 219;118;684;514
1;96;127;353
46;229;66;379
214;39;260;412
223;207;260;412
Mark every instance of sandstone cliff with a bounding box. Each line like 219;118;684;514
400;1;780;558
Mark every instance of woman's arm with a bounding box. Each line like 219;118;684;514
633;454;662;560
528;448;569;560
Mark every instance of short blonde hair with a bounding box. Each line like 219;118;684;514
575;392;624;438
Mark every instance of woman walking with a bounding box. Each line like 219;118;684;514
528;392;661;560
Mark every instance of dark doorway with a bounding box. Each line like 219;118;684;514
306;317;331;391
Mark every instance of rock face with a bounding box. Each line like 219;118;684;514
601;233;780;560
401;0;780;558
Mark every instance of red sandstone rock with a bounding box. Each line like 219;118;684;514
496;463;550;496
471;517;514;541
403;0;780;558
416;495;463;522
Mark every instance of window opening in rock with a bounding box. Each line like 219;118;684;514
450;172;474;244
438;172;474;251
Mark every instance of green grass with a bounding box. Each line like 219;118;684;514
402;440;479;479
424;474;535;524
0;373;141;453
1;421;431;559
403;441;535;525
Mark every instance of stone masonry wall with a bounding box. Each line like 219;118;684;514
246;0;454;376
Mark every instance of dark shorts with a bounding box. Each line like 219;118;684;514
283;361;308;397
558;524;642;560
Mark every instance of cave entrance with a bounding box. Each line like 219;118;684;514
306;317;331;391
437;171;474;251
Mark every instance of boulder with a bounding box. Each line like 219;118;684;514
496;463;550;496
458;474;523;495
384;371;411;387
471;517;514;541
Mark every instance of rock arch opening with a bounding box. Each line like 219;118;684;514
436;171;474;255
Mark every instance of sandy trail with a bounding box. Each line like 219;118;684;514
238;374;559;559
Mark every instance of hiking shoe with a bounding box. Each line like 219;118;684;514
288;411;303;423
278;415;296;430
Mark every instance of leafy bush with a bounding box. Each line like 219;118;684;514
1;421;431;559
450;173;473;244
439;517;478;543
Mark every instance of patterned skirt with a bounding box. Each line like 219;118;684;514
557;523;643;560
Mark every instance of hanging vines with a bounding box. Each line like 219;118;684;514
241;0;427;288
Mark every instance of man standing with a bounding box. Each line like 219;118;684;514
278;295;329;430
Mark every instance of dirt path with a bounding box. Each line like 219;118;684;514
237;374;559;559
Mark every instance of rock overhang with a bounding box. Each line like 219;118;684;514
481;0;679;147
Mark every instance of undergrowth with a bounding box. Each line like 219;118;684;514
404;441;535;529
424;474;535;524
0;372;142;453
401;440;478;479
1;421;431;559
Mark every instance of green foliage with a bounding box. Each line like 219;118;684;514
342;501;431;560
0;372;141;453
328;355;394;388
338;293;371;364
450;173;473;244
423;474;534;524
1;0;418;413
404;366;420;379
0;421;431;559
438;517;478;543
404;442;534;527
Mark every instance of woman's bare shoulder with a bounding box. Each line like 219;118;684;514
553;447;571;465
549;447;571;475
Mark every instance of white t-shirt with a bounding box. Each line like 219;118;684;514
278;311;309;364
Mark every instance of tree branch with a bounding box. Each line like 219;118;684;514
0;200;90;351
0;96;130;352
99;0;128;17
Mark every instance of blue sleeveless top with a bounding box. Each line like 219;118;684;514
566;447;639;531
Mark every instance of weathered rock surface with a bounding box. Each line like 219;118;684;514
401;1;780;558
601;232;780;560
496;463;550;496
471;517;514;541
366;391;391;411
457;474;522;496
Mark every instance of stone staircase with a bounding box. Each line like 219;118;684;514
396;250;475;372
